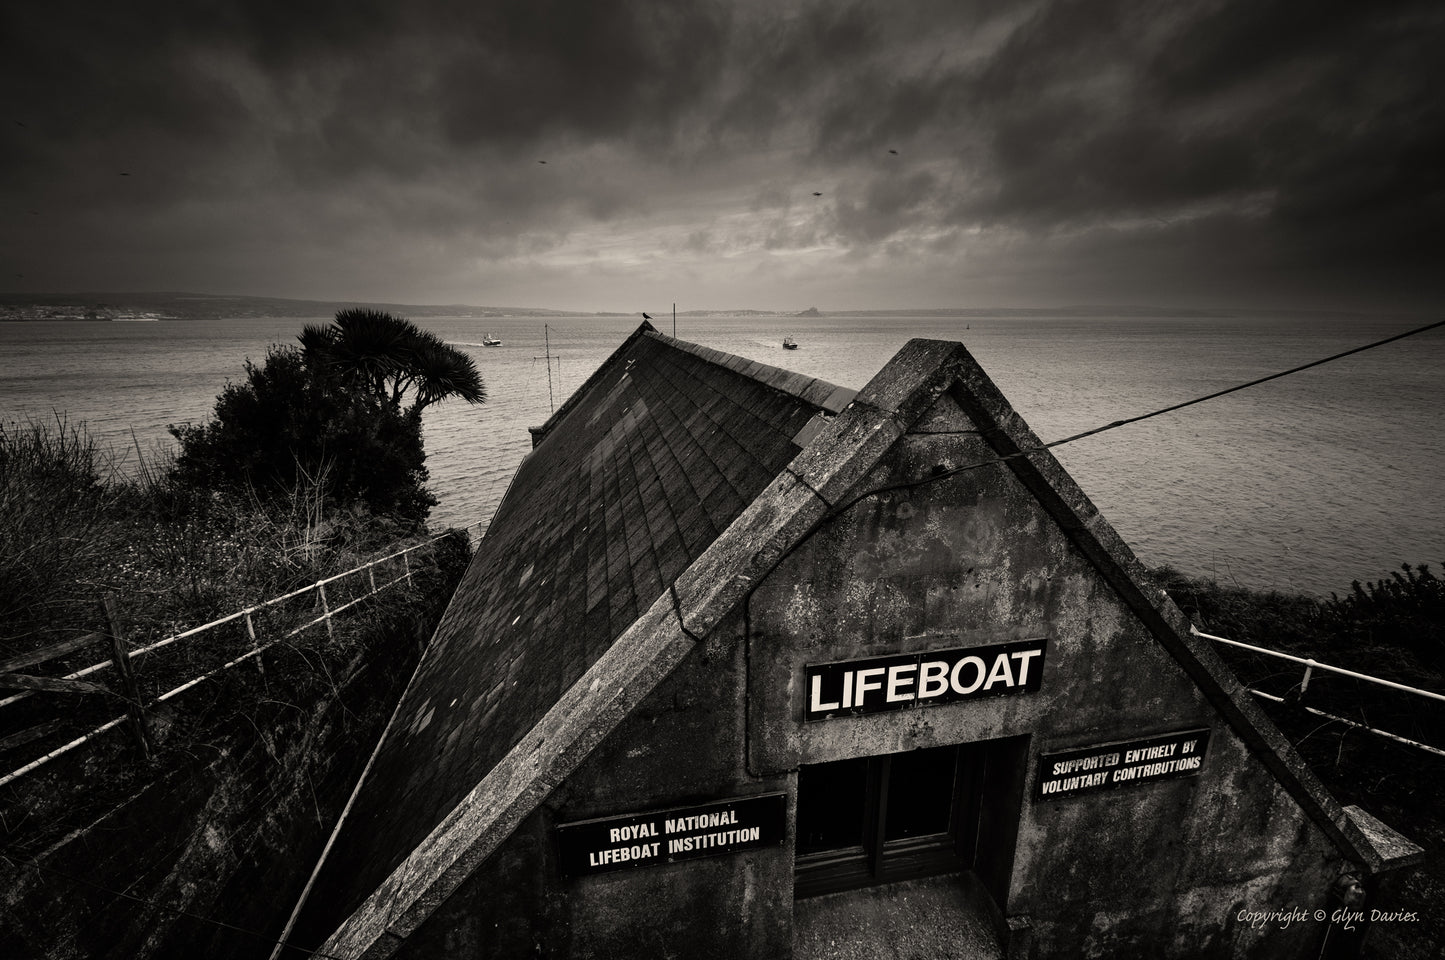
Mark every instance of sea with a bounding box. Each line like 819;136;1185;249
2;313;1440;598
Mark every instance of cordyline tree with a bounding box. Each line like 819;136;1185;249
298;308;486;415
170;310;485;524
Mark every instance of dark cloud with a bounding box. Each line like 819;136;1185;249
434;2;731;148
834;169;940;242
1148;1;1392;100
759;0;1445;299
1;0;1442;308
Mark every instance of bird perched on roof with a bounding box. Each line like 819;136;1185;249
642;312;652;320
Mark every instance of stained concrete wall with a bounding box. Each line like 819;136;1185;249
400;604;793;960
744;391;1348;959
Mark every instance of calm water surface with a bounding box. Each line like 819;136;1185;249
2;314;1440;597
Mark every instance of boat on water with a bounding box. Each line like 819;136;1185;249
782;336;798;350
483;335;503;346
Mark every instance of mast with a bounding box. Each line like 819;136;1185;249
533;324;560;413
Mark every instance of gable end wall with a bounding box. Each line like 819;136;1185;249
741;391;1346;959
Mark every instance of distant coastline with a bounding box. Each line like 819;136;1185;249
0;292;587;323
1;291;1414;324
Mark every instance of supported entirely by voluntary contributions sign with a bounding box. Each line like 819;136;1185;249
555;793;787;877
1036;728;1211;801
803;638;1047;721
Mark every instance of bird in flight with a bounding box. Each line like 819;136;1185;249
812;192;822;196
888;149;898;155
538;160;547;164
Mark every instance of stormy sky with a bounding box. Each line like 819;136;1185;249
3;0;1442;312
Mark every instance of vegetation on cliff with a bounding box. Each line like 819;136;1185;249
1;315;484;957
0;411;473;959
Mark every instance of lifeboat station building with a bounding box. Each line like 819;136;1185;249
284;323;1420;959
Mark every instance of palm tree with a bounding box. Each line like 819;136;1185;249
405;327;488;411
300;309;486;415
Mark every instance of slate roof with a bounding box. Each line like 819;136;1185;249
289;332;1408;960
287;323;856;949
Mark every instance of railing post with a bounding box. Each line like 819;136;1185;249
1300;662;1315;696
403;552;412;585
368;565;377;594
101;595;152;762
244;610;265;679
317;581;334;638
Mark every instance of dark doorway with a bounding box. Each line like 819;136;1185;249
794;736;1028;905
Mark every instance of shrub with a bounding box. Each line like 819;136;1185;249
168;345;437;524
1324;564;1444;669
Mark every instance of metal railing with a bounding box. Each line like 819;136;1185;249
1193;625;1445;757
0;520;487;789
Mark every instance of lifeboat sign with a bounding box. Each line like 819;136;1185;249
803;638;1047;721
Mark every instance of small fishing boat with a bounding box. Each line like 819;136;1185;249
782;336;798;350
483;334;503;346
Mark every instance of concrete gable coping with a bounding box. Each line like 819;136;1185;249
1343;805;1425;871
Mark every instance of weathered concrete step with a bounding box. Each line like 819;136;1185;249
793;873;1005;960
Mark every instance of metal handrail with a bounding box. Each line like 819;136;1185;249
1193;625;1445;756
0;520;486;786
0;520;485;710
1191;626;1445;703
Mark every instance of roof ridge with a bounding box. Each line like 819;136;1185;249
641;329;857;415
527;320;656;447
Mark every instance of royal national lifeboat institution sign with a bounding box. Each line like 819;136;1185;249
803;638;1047;721
555;793;787;878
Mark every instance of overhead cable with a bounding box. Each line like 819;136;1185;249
844;316;1445;510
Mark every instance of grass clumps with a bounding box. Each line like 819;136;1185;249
0;416;472;787
0;416;122;654
1;417;456;655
